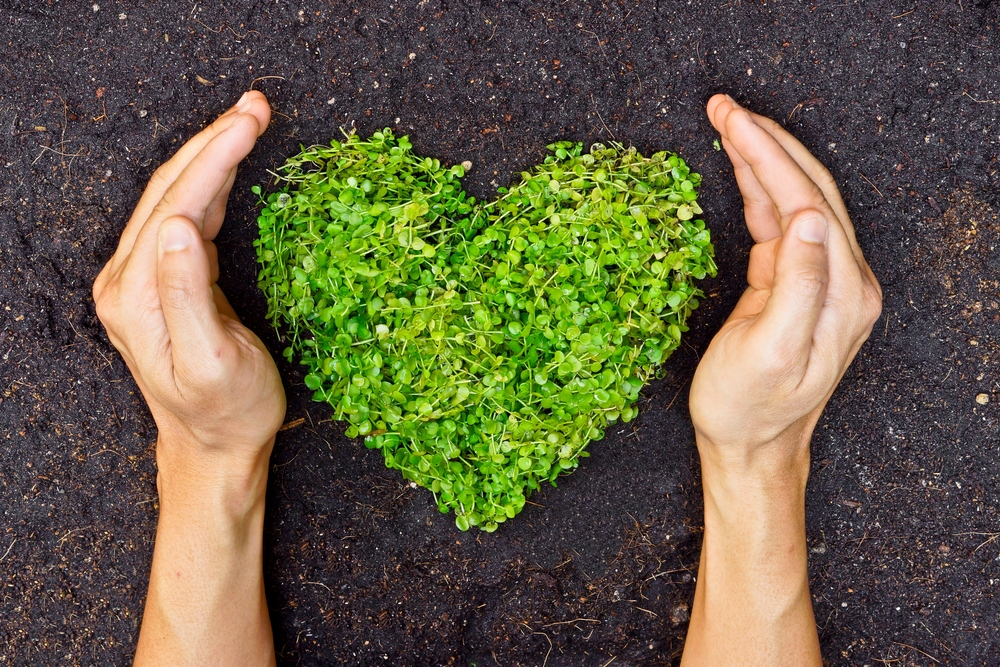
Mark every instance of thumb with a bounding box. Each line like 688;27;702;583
157;216;229;375
752;210;830;372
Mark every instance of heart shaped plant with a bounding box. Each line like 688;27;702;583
253;129;715;531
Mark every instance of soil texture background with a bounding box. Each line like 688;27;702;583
2;1;1000;665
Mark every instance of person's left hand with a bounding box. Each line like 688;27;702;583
92;90;284;474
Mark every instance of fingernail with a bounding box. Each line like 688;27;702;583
160;221;191;252
796;216;828;245
235;91;253;113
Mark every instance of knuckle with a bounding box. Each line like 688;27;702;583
207;114;234;135
148;164;173;190
180;345;234;388
155;187;180;213
93;290;109;322
862;284;884;327
160;272;198;308
814;165;838;191
756;343;802;389
92;271;107;311
92;279;117;325
792;269;828;299
758;115;779;133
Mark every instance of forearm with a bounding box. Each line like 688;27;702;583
135;437;276;667
681;437;821;667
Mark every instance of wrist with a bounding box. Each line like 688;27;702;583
695;429;811;535
695;424;812;488
155;430;272;524
695;433;813;627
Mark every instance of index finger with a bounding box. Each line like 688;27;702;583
115;92;271;261
714;102;871;297
740;108;859;250
116;111;265;291
707;95;782;243
716;103;831;232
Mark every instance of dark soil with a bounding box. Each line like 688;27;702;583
2;1;999;665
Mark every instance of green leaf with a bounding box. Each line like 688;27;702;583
254;129;716;532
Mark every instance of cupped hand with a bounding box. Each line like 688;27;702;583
689;95;882;474
93;91;284;471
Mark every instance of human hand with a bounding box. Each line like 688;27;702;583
689;94;882;476
93;92;281;667
680;95;881;667
92;91;283;475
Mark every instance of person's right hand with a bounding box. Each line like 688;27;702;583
681;94;882;667
689;94;882;473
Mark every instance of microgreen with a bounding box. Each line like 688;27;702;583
254;129;716;532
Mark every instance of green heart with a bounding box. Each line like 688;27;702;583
253;129;716;531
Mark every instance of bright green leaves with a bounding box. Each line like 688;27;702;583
254;129;716;533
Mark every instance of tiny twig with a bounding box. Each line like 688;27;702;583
56;525;93;549
963;91;999;104
893;643;941;664
532;632;553;667
579;27;610;65
278;417;306;432
93;449;125;458
31;144;86;167
251;75;287;90
859;173;884;198
192;19;260;40
851;528;870;556
303;581;333;593
0;539;15;563
542;618;600;628
664;378;690;412
590;93;616;139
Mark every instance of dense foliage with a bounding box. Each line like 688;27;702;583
254;130;716;531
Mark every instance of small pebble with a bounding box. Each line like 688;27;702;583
938;544;951;554
669;603;690;625
976;393;989;405
461;160;473;171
